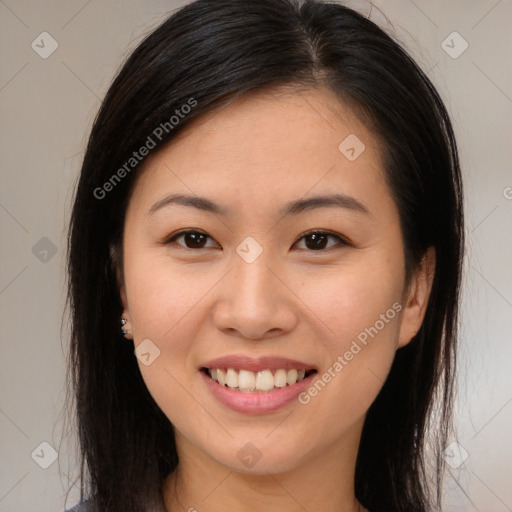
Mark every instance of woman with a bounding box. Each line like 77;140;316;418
65;0;464;510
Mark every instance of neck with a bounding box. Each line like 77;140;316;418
163;417;366;512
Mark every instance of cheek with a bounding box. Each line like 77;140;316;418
290;256;404;416
125;249;215;341
294;255;404;352
125;254;211;428
122;250;209;399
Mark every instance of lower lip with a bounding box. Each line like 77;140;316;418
200;370;316;414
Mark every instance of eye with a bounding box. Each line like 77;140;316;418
164;229;349;251
293;230;349;251
165;230;220;250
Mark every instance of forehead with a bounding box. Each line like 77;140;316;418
169;86;379;165
127;86;390;220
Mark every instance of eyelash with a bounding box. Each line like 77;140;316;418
164;229;350;252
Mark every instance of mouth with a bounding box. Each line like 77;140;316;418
199;356;319;414
200;367;318;393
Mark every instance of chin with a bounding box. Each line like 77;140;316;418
204;436;312;476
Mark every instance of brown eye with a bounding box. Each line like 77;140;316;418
294;230;348;251
167;230;219;249
165;229;348;252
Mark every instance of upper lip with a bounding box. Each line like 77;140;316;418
201;355;317;372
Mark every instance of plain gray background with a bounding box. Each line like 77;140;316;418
0;1;511;511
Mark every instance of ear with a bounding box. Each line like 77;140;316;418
119;282;129;317
110;242;132;327
397;246;436;348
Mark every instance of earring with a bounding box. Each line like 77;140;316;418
120;317;131;335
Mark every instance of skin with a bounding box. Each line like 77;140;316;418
117;86;435;512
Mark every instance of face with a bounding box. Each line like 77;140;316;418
119;86;431;476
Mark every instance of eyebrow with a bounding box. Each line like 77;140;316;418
147;192;370;217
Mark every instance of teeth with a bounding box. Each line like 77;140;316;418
206;367;311;391
238;369;256;391
274;369;287;388
226;368;238;388
286;369;298;385
256;370;274;391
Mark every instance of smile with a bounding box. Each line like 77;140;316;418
199;355;318;414
202;367;316;392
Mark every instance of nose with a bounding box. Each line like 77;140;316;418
212;249;298;340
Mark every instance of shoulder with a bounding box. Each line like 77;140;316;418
65;500;96;512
